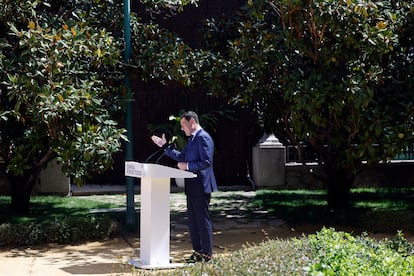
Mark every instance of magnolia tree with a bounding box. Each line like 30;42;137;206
199;0;413;208
0;0;200;213
0;0;129;212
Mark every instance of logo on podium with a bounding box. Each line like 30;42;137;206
125;162;144;178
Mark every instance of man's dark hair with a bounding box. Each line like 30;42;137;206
181;111;199;124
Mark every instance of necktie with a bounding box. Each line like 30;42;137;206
189;135;194;142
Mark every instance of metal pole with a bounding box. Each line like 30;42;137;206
124;0;136;232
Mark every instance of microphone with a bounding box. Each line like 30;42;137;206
154;152;165;164
153;142;176;163
144;147;164;163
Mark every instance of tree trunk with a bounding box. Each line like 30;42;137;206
7;150;54;213
8;168;41;213
10;184;31;213
325;167;354;209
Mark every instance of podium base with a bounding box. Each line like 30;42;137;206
128;259;186;270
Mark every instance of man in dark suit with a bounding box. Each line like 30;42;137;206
151;111;218;262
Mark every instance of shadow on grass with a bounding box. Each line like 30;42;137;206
157;189;414;235
250;188;414;234
0;196;115;224
2;188;414;246
170;191;263;223
0;196;119;246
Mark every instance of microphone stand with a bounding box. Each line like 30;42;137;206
154;143;176;164
144;147;164;163
154;152;165;164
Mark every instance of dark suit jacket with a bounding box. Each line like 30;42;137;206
164;128;218;196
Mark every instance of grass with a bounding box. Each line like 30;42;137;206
1;189;414;275
0;195;118;224
120;227;414;275
251;188;414;234
0;196;120;246
175;228;414;276
0;187;414;246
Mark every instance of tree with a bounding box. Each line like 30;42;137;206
0;0;202;213
0;0;128;212
198;0;413;208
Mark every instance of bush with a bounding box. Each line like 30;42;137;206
179;228;414;276
0;215;116;246
0;195;122;246
305;228;414;275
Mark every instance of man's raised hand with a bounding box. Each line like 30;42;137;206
151;133;167;147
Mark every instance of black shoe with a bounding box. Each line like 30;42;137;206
186;252;212;263
201;253;212;262
186;252;203;263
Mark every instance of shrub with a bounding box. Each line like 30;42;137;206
304;228;414;275
179;228;414;275
0;215;116;246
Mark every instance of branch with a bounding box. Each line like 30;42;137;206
35;148;55;168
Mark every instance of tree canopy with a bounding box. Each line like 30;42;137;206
0;0;129;211
128;0;413;207
0;0;201;212
204;0;414;207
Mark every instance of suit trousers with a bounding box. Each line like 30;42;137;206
186;193;213;256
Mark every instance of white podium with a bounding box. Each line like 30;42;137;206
125;161;196;269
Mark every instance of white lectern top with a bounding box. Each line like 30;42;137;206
125;161;196;179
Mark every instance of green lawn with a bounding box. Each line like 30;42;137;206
0;195;118;224
252;188;414;233
0;196;119;246
0;188;413;246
